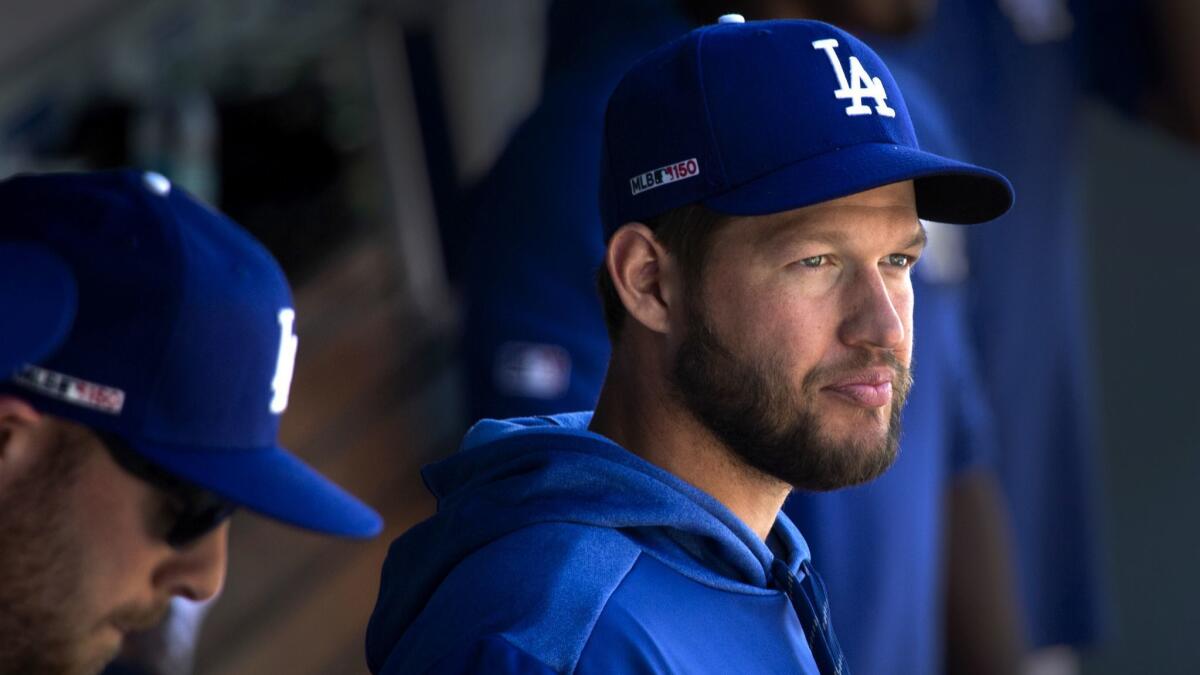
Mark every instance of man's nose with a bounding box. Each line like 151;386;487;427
154;521;229;602
836;267;907;351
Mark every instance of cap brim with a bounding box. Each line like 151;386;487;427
703;142;1013;225
126;439;383;539
0;244;77;376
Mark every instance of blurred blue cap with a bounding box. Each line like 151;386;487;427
599;17;1013;237
0;242;77;376
0;169;382;538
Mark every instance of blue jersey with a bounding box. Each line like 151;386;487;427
461;1;684;422
366;414;823;674
460;2;1002;673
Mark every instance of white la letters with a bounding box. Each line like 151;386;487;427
270;308;299;414
811;38;896;118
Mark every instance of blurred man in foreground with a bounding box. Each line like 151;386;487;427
0;169;382;675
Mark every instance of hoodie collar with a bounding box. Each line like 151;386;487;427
367;413;811;672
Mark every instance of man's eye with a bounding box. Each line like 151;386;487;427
884;254;914;269
149;492;185;540
797;255;825;268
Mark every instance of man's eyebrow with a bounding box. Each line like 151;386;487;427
758;217;929;250
757;212;845;248
905;222;928;249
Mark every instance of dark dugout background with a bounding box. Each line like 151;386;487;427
1083;105;1200;675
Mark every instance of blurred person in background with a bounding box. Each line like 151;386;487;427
458;1;1023;673
0;169;382;675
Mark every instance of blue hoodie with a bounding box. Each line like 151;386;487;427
366;413;824;673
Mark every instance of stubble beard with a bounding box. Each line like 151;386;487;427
670;299;912;493
0;440;113;675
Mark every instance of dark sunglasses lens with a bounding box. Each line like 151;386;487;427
98;432;236;549
166;500;237;549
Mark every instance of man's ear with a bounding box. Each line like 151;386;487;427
605;223;681;335
0;396;46;489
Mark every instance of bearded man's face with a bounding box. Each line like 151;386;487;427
670;181;921;490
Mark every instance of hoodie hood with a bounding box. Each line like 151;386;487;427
365;413;810;672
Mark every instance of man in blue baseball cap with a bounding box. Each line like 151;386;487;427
368;16;1011;674
0;169;382;675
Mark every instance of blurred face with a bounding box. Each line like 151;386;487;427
670;181;922;491
0;417;228;675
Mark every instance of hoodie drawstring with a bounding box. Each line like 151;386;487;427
771;558;849;675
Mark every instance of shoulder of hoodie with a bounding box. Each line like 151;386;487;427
382;518;777;674
378;520;638;673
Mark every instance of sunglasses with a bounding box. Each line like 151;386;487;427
97;431;236;549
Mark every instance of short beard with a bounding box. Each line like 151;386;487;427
0;428;104;675
670;299;912;492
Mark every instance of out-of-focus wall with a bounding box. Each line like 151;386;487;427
433;0;549;182
1082;104;1200;675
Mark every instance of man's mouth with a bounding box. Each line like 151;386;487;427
821;367;895;408
109;603;170;635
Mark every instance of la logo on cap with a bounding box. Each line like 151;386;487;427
812;39;896;118
270;308;298;414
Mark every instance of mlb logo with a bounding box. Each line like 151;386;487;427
494;342;572;399
630;158;701;196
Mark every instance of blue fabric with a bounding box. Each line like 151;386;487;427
577;554;821;674
0;170;381;538
366;414;827;674
598;19;1011;235
428;635;557;674
871;0;1133;647
462;0;685;422
0;243;77;376
774;559;849;675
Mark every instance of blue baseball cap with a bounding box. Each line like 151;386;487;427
0;169;382;538
0;242;77;376
599;16;1013;237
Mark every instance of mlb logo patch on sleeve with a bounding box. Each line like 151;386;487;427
630;158;700;196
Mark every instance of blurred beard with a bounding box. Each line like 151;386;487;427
0;445;94;674
0;437;142;675
671;299;911;492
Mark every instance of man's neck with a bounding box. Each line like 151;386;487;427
590;349;791;541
